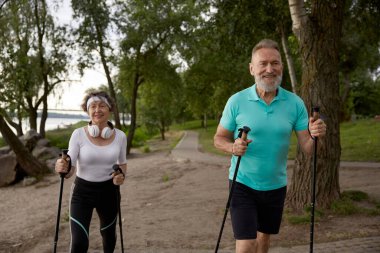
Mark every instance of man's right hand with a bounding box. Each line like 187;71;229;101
232;138;252;156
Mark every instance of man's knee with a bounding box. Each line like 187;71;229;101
257;232;271;253
236;239;257;253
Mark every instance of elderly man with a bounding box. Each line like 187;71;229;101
214;39;326;253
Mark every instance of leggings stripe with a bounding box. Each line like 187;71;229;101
70;216;89;239
101;216;117;231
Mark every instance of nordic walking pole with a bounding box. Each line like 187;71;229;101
214;126;251;253
112;165;125;253
53;149;69;253
310;106;319;253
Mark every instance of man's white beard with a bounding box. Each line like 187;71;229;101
255;74;282;92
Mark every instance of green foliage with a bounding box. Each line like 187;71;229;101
0;137;6;147
115;0;203;150
339;0;380;119
71;0;113;72
182;0;294;119
351;81;380;117
0;0;70;135
138;55;183;137
131;127;157;147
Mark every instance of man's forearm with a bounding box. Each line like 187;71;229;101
214;136;234;154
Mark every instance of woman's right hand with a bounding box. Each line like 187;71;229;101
55;157;70;175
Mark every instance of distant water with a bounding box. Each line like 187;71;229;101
24;110;90;132
37;116;89;131
1;110;130;138
0;111;88;138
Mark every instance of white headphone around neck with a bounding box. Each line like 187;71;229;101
88;121;114;139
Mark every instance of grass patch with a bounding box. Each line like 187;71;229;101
340;119;380;161
197;126;227;156
141;145;151;153
331;190;379;216
331;197;359;215
286;213;310;225
171;119;213;131
284;207;324;225
341;190;369;201
162;173;170;182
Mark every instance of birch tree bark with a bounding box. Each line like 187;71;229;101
287;0;345;210
280;26;298;94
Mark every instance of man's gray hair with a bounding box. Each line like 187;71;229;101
252;39;281;57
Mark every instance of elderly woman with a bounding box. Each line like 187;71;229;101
55;91;127;253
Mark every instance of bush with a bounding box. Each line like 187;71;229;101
0;137;5;148
341;190;368;201
46;121;87;149
130;126;157;147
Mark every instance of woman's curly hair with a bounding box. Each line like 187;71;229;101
80;91;115;112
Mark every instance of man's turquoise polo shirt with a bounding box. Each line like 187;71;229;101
220;84;308;191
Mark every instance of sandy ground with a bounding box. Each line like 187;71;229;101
0;136;379;253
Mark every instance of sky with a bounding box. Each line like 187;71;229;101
47;0;106;111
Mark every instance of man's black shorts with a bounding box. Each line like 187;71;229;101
229;181;287;240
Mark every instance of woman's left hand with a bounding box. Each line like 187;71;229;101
112;171;125;185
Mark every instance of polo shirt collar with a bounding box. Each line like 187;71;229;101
248;83;287;101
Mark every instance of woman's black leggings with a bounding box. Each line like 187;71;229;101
70;177;118;253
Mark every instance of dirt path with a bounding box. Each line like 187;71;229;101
0;131;379;253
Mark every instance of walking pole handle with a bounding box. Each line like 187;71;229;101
312;106;320;121
238;126;251;140
112;164;125;176
60;149;69;178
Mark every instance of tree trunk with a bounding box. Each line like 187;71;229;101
39;97;48;137
0;109;24;136
94;22;122;130
280;25;298;94
28;107;38;131
287;0;344;210
34;0;48;138
126;73;142;154
339;72;351;122
0;116;49;177
159;118;166;141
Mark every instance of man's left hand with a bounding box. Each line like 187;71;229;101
309;117;327;138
